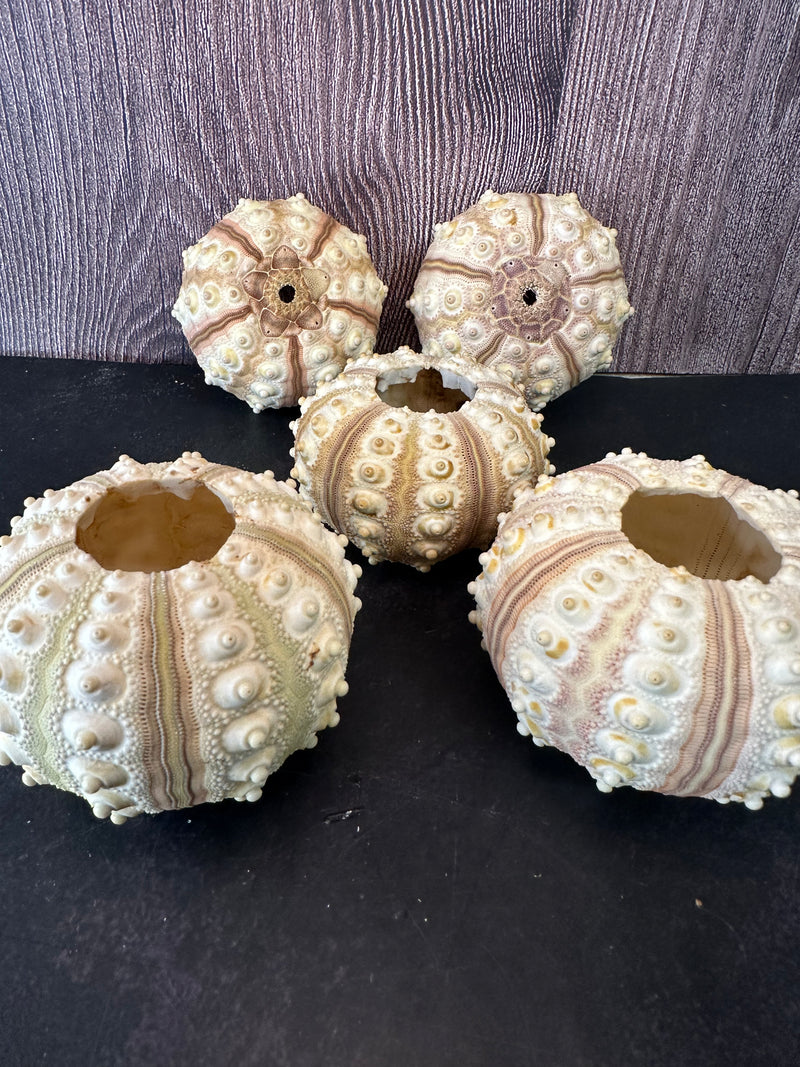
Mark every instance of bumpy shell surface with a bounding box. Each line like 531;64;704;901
290;342;554;571
408;190;633;410
470;451;800;809
172;195;388;410
0;454;361;823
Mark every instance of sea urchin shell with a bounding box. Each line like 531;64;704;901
408;191;633;409
172;195;388;410
0;454;361;823
290;342;554;570
469;451;800;809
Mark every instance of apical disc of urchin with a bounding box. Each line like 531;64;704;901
0;453;361;823
172;195;388;410
469;451;800;809
407;191;634;410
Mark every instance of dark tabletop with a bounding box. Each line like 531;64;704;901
0;358;798;1067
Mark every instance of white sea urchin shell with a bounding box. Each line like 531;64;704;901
470;451;800;808
0;454;361;823
408;190;633;410
290;342;554;570
172;195;388;410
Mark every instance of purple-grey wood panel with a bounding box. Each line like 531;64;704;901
549;0;800;373
0;0;573;363
2;0;798;373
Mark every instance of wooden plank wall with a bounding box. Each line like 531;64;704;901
0;0;797;373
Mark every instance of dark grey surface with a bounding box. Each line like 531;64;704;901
0;359;799;1066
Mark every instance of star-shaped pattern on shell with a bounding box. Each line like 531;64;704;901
490;256;572;344
243;246;330;337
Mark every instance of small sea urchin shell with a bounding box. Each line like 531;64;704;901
0;454;361;823
290;342;554;570
408;191;633;409
470;451;800;809
172;195;388;410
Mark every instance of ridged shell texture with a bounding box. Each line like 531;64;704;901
0;454;361;823
290;343;554;570
470;451;800;808
408;190;633;410
173;195;388;410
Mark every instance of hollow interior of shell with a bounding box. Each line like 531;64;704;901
620;489;781;582
375;364;476;413
75;480;235;573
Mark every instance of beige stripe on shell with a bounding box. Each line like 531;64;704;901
305;213;338;262
187;304;254;352
473;331;506;366
417;258;493;284
659;581;753;797
549;330;582;388
284;334;306;402
572;266;625;287
582;461;642;492
525;193;545;253
448;411;500;550
137;575;169;810
318;400;384;532
325;298;381;331
139;573;198;810
484;529;629;671
164;572;207;806
382;415;420;563
211;219;264;264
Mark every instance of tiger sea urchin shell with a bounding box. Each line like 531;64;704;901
0;454;361;823
172;195;388;410
469;451;800;809
290;342;554;571
408;191;633;410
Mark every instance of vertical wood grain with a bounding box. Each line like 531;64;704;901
0;0;573;363
549;0;800;374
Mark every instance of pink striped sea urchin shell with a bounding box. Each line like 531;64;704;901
0;454;361;823
407;191;633;410
469;451;800;809
290;342;555;571
172;195;388;410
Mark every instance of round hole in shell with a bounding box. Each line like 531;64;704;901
620;490;782;583
75;482;236;573
376;366;475;414
278;284;296;303
522;287;537;306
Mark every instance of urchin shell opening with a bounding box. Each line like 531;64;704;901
620;490;782;583
75;481;236;573
376;366;476;413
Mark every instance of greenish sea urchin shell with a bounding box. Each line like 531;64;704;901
290;342;554;571
470;451;800;809
173;195;388;410
0;454;361;823
408;191;633;409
